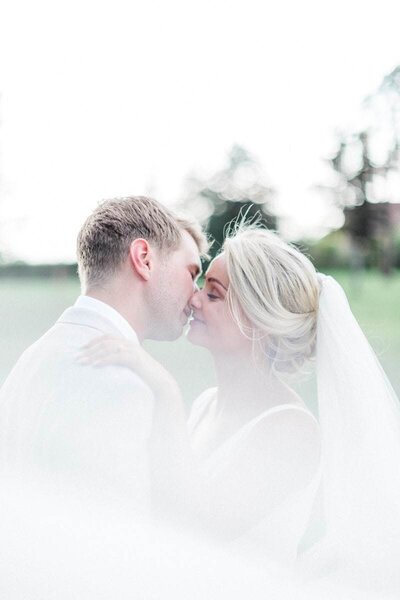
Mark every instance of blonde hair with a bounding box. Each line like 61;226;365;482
175;213;211;261
77;196;209;289
223;222;319;374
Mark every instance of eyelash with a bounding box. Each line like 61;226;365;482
207;293;219;301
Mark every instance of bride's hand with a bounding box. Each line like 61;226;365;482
77;335;192;509
76;335;179;399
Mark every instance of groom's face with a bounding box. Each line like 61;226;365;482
147;230;201;341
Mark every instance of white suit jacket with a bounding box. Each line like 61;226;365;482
0;297;154;511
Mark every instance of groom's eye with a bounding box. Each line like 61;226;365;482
189;269;200;282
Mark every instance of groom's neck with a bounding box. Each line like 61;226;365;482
85;284;147;343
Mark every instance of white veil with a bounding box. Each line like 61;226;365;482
308;274;400;586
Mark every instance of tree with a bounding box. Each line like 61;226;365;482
180;145;277;260
321;67;400;272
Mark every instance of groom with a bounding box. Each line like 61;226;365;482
0;196;207;510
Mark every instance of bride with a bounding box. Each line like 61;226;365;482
79;222;400;588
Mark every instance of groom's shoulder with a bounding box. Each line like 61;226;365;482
17;303;122;359
4;305;154;404
1;333;155;427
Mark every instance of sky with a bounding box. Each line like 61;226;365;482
0;0;399;263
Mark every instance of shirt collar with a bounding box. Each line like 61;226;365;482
74;296;139;344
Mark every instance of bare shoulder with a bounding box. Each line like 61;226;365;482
263;382;320;445
275;379;310;410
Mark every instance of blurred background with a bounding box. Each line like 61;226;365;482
0;0;399;407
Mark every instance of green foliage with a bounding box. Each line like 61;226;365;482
394;233;400;268
302;231;352;270
305;228;400;272
180;145;276;261
321;66;400;272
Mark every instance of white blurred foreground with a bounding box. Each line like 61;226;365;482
1;279;400;599
0;479;293;600
0;479;397;600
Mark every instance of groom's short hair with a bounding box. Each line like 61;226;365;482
77;195;208;289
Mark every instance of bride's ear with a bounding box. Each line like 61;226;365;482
129;239;153;281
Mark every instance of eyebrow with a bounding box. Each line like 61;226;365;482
205;276;228;291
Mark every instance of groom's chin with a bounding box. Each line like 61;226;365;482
149;324;183;342
163;329;183;342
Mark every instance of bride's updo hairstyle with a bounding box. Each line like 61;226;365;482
223;222;320;374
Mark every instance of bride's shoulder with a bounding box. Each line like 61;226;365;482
270;383;319;427
277;380;309;411
266;384;320;442
231;402;321;489
235;381;320;459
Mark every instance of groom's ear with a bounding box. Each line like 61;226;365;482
129;238;153;282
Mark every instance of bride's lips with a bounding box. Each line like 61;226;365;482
190;315;205;325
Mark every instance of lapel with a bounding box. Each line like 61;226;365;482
56;306;126;338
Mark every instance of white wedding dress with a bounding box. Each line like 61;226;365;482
185;274;400;598
188;388;322;564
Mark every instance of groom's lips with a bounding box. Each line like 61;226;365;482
181;309;192;325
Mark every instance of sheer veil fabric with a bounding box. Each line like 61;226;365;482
301;274;400;591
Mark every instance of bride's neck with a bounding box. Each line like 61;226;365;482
213;352;280;417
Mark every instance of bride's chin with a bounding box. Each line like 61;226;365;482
185;325;207;347
185;330;198;345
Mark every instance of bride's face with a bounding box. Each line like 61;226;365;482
187;254;252;355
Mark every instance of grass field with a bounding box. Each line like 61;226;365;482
0;270;399;406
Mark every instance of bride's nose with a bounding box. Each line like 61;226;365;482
190;288;202;310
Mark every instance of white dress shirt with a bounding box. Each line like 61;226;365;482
74;296;139;344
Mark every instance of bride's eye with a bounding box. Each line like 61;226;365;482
207;293;219;301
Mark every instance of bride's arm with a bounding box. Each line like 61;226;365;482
77;336;196;519
78;338;321;539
